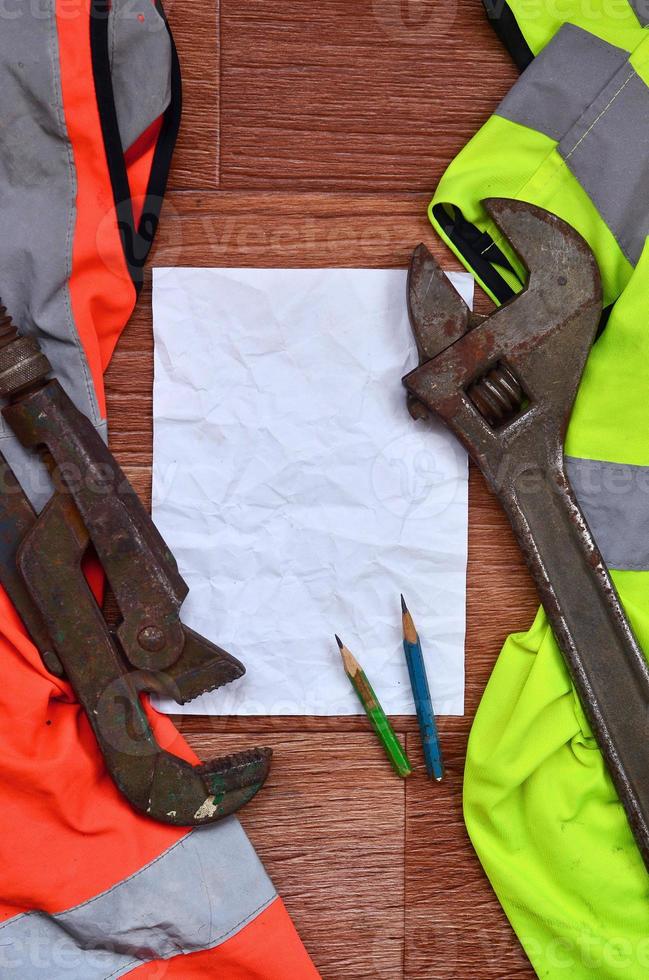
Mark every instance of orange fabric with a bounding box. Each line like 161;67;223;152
0;587;194;920
0;7;193;919
0;8;188;915
129;899;321;979
56;0;138;397
0;7;319;976
0;0;190;912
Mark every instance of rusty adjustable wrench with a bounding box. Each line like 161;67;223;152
403;199;649;870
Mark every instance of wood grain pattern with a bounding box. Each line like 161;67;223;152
105;2;539;975
167;0;220;189
186;732;406;979
404;731;533;979
219;0;518;190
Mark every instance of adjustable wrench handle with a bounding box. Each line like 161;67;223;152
500;451;649;866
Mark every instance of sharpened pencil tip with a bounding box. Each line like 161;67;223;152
334;634;343;650
401;596;418;644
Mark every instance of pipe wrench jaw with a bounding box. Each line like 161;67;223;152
146;746;273;826
403;199;603;456
0;311;272;826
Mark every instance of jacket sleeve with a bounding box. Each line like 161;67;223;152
0;3;320;976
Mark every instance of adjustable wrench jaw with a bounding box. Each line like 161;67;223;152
401;200;649;874
407;243;473;364
403;199;603;483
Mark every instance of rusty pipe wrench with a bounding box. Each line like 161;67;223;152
403;198;649;870
0;310;271;825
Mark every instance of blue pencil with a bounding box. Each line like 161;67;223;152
401;595;444;782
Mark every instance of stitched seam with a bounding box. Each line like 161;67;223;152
494;23;630;142
102;894;277;980
484;114;637;267
564;69;636;160
556;67;647;264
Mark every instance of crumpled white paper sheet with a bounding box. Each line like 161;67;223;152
151;267;473;716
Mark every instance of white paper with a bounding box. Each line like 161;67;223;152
151;267;472;716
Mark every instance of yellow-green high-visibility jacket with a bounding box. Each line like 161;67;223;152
430;8;649;979
435;7;649;310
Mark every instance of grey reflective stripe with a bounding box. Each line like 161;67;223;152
0;5;104;511
559;64;649;265
109;0;172;152
495;20;649;267
630;0;649;26
0;820;277;978
496;23;629;142
567;457;649;571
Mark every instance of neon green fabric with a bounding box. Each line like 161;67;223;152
500;0;646;55
431;116;632;306
465;247;649;978
431;24;649;306
427;11;649;978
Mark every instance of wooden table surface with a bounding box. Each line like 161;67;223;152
106;2;541;976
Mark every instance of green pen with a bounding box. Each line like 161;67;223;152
335;635;412;778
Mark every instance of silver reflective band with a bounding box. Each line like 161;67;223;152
0;4;104;510
559;64;649;266
567;456;649;571
0;820;277;978
496;23;629;143
496;21;649;267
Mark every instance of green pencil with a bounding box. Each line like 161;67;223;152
336;635;413;779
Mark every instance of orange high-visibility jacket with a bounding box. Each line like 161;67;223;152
0;4;320;977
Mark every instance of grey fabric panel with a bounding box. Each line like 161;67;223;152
0;4;104;510
630;0;649;26
109;0;172;152
496;23;629;142
567;457;649;571
559;65;649;265
0;821;277;978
